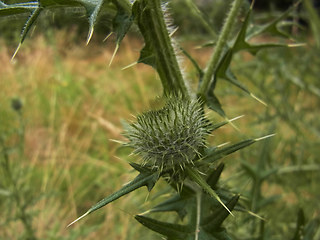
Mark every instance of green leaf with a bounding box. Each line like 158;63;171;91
135;215;192;240
85;0;106;44
148;194;190;219
211;228;232;240
247;1;301;40
206;163;224;190
137;44;156;68
109;0;133;65
112;0;132;44
149;185;195;219
209;115;244;133
203;139;255;164
12;6;42;59
206;91;226;118
202;195;239;231
67;165;159;227
215;49;251;94
186;166;232;215
0;1;38;16
291;209;305;240
180;47;204;82
41;0;109;44
3;0;116;57
232;3;302;56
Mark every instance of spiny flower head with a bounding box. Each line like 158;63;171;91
124;96;211;173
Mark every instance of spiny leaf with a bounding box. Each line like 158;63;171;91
0;1;38;16
12;6;42;60
180;47;204;81
247;0;301;39
233;3;301;54
234;204;265;221
215;49;250;93
39;0;107;44
202;134;275;164
185;166;233;216
67;166;159;227
202;195;239;231
137;43;156;68
112;0;132;44
147;183;195;219
135;215;192;239
206;163;224;189
203;139;255;164
4;0;115;57
206;91;226;118
85;0;105;45
209;115;244;133
109;0;133;65
215;49;267;106
147;194;191;219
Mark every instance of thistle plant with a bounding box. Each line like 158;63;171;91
0;0;306;239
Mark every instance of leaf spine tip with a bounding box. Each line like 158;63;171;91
86;27;94;45
255;133;276;141
11;43;21;61
67;211;90;228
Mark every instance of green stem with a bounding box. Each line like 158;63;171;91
195;189;201;240
0;136;36;240
134;0;190;98
198;0;243;96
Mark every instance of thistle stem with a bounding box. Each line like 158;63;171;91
198;0;244;96
134;0;190;98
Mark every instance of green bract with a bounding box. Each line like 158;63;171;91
124;97;209;173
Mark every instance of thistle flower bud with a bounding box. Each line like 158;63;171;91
11;98;23;112
124;97;210;173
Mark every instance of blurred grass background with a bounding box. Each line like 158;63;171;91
1;0;320;239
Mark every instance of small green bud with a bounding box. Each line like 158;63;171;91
124;96;210;174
